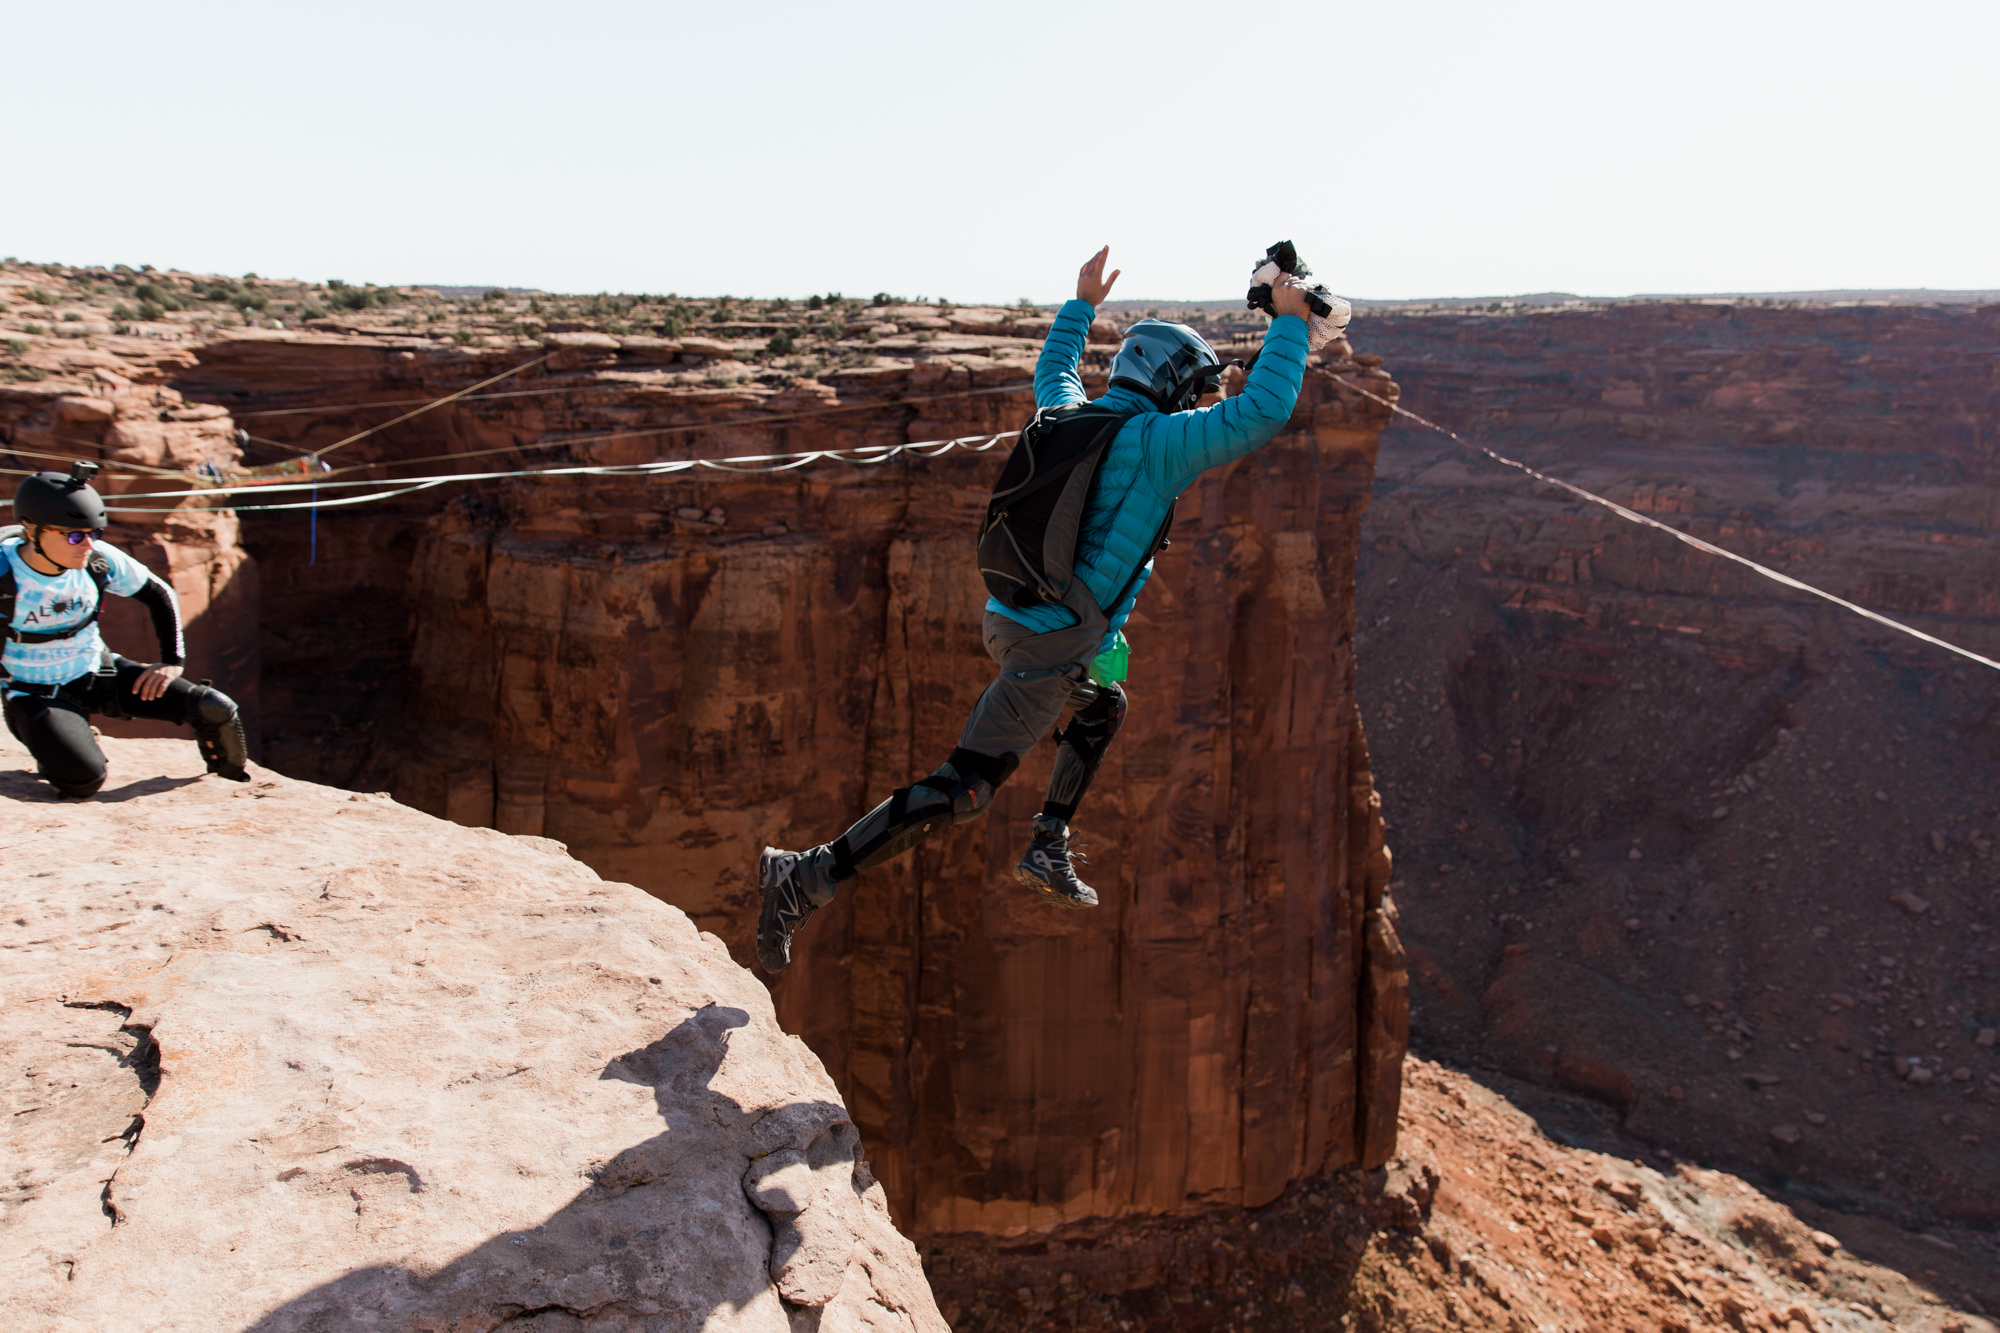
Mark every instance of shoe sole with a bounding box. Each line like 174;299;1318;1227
1013;863;1097;909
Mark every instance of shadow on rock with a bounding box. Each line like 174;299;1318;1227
95;774;206;802
244;1003;872;1332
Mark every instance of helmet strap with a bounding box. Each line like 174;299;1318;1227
22;525;70;576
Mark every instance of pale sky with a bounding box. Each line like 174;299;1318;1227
4;0;1994;302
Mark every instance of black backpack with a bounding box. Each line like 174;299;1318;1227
0;524;111;648
979;403;1166;610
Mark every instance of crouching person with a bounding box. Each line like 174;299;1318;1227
3;463;250;797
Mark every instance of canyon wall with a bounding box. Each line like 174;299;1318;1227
1345;300;2000;1223
173;324;1410;1242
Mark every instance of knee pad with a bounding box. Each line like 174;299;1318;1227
928;747;1019;825
1054;681;1126;765
185;683;240;732
1046;682;1126;817
53;774;107;799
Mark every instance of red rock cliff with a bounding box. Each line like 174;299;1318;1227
175;325;1408;1239
1347;299;2000;1223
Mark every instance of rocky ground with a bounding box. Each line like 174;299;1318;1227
0;734;943;1332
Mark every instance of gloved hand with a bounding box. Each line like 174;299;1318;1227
1246;240;1351;352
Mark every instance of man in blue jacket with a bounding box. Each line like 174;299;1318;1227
757;247;1313;973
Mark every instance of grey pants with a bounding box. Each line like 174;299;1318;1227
957;589;1109;763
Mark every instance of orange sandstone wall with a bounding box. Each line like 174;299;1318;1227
175;331;1408;1237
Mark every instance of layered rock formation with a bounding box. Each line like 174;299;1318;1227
172;324;1411;1246
0;733;943;1331
1346;300;2000;1222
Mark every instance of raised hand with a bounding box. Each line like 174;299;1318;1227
1076;246;1121;307
1270;275;1311;321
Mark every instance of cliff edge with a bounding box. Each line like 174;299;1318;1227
0;735;945;1332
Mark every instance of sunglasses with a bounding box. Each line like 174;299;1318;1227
48;530;94;546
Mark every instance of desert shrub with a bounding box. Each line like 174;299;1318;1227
61;311;82;322
912;330;935;343
24;287;56;305
1017;297;1038;311
3;366;47;382
452;329;476;345
869;292;890;307
657;313;687;337
766;331;796;355
4;337;29;352
135;301;165;322
427;311;445;323
806;294;824;311
298;303;328;320
23;322;47;335
605;321;633;336
112;323;131;335
133;282;183;311
484;288;507;302
111;303;137;321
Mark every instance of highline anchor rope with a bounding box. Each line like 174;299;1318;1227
0;381;1041;491
13;365;1996;675
1329;375;2000;675
95;431;1016;513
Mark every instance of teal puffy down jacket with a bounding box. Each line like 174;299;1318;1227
985;298;1310;650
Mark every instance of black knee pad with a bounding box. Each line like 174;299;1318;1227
1044;682;1126;819
939;747;1019;822
185;683;240;731
53;774;107;799
1054;681;1126;764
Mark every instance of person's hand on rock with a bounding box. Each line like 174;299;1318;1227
1077;247;1120;307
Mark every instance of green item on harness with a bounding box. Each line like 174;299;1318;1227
1089;631;1130;686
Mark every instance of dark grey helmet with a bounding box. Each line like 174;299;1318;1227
14;461;108;531
1108;319;1223;413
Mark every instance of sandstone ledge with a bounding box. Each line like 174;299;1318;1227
0;735;944;1333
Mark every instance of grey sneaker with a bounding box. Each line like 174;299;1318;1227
757;846;836;973
1014;816;1098;909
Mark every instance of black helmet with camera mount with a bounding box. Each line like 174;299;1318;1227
13;461;108;532
1107;319;1224;413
